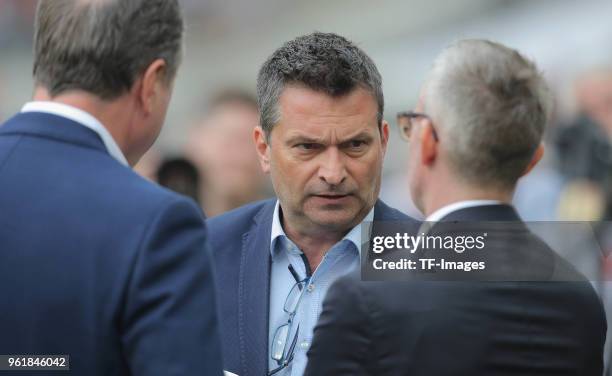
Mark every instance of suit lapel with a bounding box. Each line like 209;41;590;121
238;201;275;376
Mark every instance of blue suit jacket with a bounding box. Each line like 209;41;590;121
0;112;223;375
207;198;416;376
305;205;606;376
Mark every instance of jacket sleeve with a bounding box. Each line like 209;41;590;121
120;196;223;376
304;273;373;376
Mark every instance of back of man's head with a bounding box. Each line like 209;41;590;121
423;39;552;190
33;0;183;99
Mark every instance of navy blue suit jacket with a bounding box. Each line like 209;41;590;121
207;198;416;376
0;112;223;375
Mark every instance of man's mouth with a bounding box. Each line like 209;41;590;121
312;193;352;202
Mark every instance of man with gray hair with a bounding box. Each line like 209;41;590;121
305;39;606;375
0;1;222;375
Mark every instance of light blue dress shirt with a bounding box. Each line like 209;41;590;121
268;200;374;376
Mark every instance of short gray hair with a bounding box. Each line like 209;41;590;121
33;0;184;100
257;32;384;141
423;39;552;189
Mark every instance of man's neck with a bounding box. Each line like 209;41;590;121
422;183;513;218
32;89;135;165
281;215;353;273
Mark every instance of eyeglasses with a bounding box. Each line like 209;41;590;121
268;266;310;376
396;111;439;142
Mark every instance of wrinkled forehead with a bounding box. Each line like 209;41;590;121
273;86;378;141
278;84;378;122
279;84;378;112
282;121;378;145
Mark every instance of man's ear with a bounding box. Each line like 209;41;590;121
137;58;167;115
420;119;437;166
380;120;390;156
253;126;271;173
521;143;545;177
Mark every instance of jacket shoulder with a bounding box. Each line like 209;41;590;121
94;160;195;215
206;199;275;247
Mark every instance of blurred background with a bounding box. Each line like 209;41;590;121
2;0;612;370
2;0;612;221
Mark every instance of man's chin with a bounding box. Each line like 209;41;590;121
304;209;362;231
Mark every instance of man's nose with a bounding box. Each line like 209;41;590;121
318;147;347;186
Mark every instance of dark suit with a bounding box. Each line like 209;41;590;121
305;204;607;376
207;198;416;376
0;112;223;375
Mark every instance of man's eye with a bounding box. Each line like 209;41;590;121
296;143;321;151
346;140;367;149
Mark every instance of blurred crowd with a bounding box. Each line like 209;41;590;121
514;67;612;225
134;89;273;217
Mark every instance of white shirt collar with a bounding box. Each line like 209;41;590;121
270;200;375;257
21;101;129;166
425;200;502;222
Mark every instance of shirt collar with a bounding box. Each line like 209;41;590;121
270;200;375;258
425;200;502;222
21;101;129;166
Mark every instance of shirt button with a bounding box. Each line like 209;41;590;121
300;340;310;349
307;284;315;292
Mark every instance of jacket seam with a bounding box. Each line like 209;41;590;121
0;134;24;174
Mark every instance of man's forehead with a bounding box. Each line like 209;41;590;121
267;85;380;143
278;85;378;116
282;123;376;142
275;107;378;141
